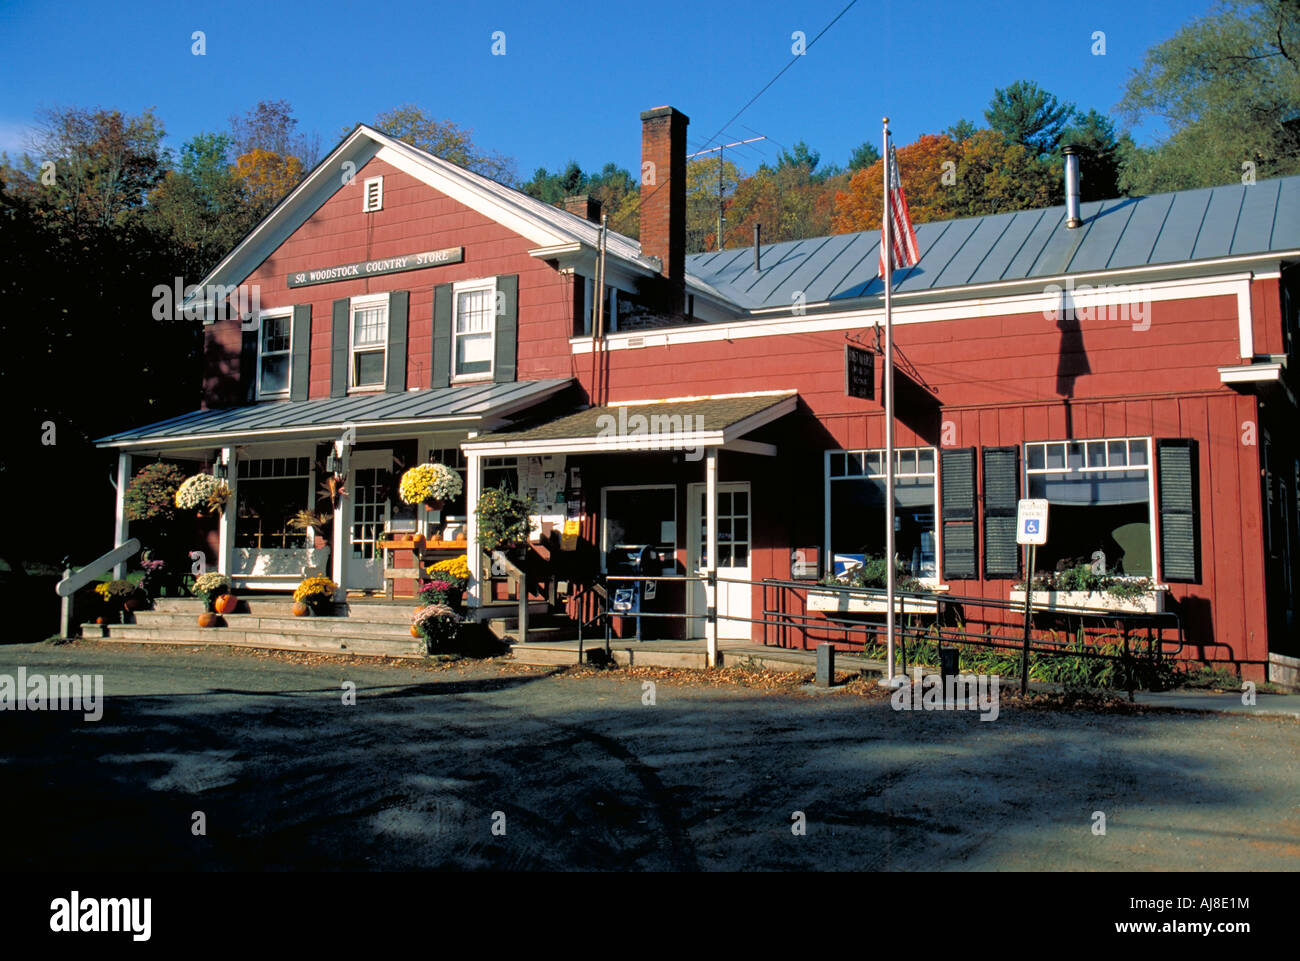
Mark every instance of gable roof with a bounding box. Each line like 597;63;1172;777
686;176;1300;312
192;124;722;316
195;118;1300;323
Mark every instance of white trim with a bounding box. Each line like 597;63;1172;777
826;446;940;582
254;307;294;401
451;276;498;383
362;175;383;213
722;439;777;457
374;142;569;250
348;292;389;393
1219;362;1283;383
608;389;795;407
1237;282;1255;359
1021;435;1160;582
462;394;797;458
570;274;1259;355
113;452;131;579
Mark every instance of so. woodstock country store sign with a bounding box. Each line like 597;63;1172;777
287;247;464;287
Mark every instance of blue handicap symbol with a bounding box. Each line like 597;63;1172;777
1025;519;1040;534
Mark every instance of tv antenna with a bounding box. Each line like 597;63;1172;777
687;136;766;250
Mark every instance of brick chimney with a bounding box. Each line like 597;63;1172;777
562;194;602;223
640;106;689;314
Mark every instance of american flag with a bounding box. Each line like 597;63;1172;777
878;142;921;276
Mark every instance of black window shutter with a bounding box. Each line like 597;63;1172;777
494;274;519;383
941;447;977;580
386;290;409;393
1157;438;1200;582
290;305;311;401
239;327;259;404
431;283;452;389
982;446;1020;577
330;299;349;398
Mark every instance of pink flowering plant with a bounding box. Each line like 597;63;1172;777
412;603;463;653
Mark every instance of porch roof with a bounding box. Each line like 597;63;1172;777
95;378;574;450
463;391;798;456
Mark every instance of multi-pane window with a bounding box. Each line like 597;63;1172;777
235;457;312;549
1024;438;1153;576
696;488;749;568
258;312;292;398
350;300;387;389
827;447;937;578
454;282;495;379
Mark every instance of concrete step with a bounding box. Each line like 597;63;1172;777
102;623;424;658
131;611;417;639
470;601;548;623
508;643;709;669
149;597;418;624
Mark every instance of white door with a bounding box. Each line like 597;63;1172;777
348;450;391;590
688;482;752;640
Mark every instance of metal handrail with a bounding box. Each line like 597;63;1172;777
579;569;1186;685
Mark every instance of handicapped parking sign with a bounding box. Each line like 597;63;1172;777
1016;499;1049;545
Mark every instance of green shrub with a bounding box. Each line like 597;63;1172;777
475;486;535;553
124;462;188;523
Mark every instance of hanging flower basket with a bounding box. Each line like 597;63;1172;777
175;473;224;513
399;463;462;508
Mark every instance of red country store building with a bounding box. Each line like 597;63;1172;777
97;105;1300;684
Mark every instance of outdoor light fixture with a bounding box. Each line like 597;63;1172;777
325;451;339;475
211;450;228;480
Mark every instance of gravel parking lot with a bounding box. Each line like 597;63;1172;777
3;641;1298;871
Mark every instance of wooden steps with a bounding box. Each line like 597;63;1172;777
102;595;427;659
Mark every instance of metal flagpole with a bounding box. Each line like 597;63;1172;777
882;117;896;685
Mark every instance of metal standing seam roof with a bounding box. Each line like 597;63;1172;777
95;378;574;447
684;175;1300;311
467;393;796;446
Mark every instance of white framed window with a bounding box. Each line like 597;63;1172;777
362;176;383;212
453;278;497;381
825;447;938;580
234;455;313;549
349;294;388;391
1024;437;1155;577
256;308;293;400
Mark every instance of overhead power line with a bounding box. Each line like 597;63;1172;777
693;0;862;157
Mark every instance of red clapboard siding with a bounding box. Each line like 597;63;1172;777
203;155;580;405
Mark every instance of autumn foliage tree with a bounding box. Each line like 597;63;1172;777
233;148;304;215
831;134;960;233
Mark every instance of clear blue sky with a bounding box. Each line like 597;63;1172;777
0;0;1209;179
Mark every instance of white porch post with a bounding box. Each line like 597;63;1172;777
113;452;131;578
331;444;352;603
465;449;483;609
217;447;237;576
705;447;719;667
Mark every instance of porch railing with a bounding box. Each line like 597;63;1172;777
575;571;1187;693
54;538;142;638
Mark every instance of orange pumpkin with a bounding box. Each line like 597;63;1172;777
197;612;219;628
410;623;421;638
214;593;238;615
95;616;106;625
412;532;426;550
292;601;310;617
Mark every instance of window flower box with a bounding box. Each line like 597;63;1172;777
1007;587;1165;614
806;588;941;616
